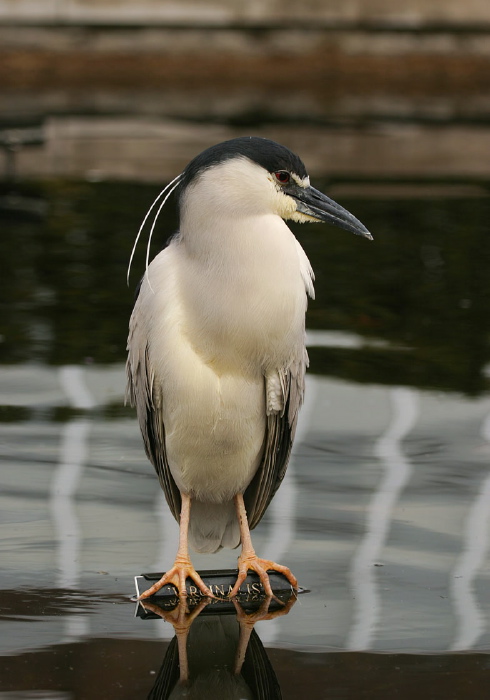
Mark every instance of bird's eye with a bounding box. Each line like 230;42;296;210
274;171;290;185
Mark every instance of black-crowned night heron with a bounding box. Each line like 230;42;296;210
126;137;371;600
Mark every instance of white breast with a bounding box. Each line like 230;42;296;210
175;213;312;375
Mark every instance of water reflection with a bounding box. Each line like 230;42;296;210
2;362;490;653
348;387;418;650
49;365;97;642
450;407;490;651
139;594;296;699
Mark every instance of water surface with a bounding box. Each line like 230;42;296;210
1;178;490;697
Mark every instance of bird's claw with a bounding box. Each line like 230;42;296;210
229;553;298;603
137;556;217;601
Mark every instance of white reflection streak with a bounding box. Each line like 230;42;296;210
259;375;318;646
51;420;90;588
450;410;490;651
347;387;418;650
50;365;96;640
59;365;98;410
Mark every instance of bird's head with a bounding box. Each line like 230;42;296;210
178;136;372;240
127;137;371;285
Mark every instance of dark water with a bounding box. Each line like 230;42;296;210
1;177;490;698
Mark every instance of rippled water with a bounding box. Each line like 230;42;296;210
1;178;490;698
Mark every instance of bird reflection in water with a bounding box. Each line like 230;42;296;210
141;592;296;699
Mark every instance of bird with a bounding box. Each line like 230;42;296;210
126;136;372;600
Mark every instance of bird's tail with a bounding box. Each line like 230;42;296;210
189;500;240;553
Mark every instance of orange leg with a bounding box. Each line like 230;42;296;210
228;493;298;599
138;493;216;600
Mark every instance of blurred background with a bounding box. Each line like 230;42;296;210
1;2;490;698
2;0;490;183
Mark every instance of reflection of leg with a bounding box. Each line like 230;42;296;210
138;493;216;600
229;493;298;599
231;594;298;674
141;597;211;683
232;596;270;674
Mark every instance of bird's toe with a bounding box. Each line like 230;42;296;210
138;557;217;600
229;554;298;600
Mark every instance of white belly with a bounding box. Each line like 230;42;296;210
163;362;266;503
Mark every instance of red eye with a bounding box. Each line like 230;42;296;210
274;171;290;184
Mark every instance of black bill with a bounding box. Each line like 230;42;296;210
292;186;373;240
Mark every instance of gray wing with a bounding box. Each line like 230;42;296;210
244;349;308;530
125;287;181;521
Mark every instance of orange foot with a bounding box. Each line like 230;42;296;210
229;553;298;599
138;555;216;600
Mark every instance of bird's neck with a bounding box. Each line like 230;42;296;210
180;210;293;268
176;211;312;373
